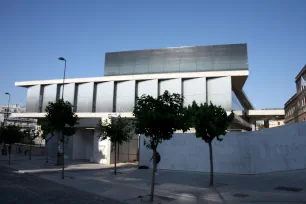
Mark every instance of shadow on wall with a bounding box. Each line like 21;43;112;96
98;149;106;160
139;122;306;174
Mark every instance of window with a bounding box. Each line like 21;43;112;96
232;91;244;111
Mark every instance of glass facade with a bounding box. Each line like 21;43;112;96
232;91;244;111
105;44;248;76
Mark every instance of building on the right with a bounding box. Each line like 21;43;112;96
285;65;306;123
269;119;285;128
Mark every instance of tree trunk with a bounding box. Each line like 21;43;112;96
29;144;32;160
150;149;157;202
114;142;117;175
45;140;49;163
208;141;214;186
8;144;11;165
62;135;65;179
56;132;62;165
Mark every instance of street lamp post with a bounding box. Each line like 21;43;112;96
58;57;66;179
58;57;66;100
1;93;10;155
5;93;10;125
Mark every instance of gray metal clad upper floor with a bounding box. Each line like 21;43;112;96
26;77;235;113
104;43;248;76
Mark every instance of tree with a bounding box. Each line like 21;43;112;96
0;125;24;165
133;90;189;202
98;115;134;175
186;101;234;186
0;126;5;155
45;99;78;179
256;122;264;130
23;128;41;160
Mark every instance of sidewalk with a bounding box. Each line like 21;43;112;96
0;155;135;173
1;155;306;204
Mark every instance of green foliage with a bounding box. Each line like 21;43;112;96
45;99;78;138
257;123;264;130
23;128;41;144
98;115;134;148
133;90;189;201
0;126;3;143
0;125;24;145
186;101;234;143
133;90;189;150
38;119;55;141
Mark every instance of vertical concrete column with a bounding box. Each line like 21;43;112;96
264;119;270;128
252;123;256;131
250;120;256;131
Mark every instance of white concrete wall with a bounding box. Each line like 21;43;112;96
72;130;83;159
91;128;112;165
72;129;94;160
139;122;306;174
45;132;60;158
64;135;73;159
45;132;73;159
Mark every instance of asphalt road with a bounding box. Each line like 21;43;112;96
0;166;124;204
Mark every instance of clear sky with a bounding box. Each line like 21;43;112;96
1;0;305;109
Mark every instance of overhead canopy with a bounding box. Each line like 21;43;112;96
246;109;285;121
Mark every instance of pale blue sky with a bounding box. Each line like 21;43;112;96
0;0;305;109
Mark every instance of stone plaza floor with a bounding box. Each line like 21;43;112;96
1;155;306;204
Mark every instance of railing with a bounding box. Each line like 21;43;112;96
2;143;45;156
4;123;36;129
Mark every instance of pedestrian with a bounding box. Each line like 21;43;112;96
150;151;161;175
